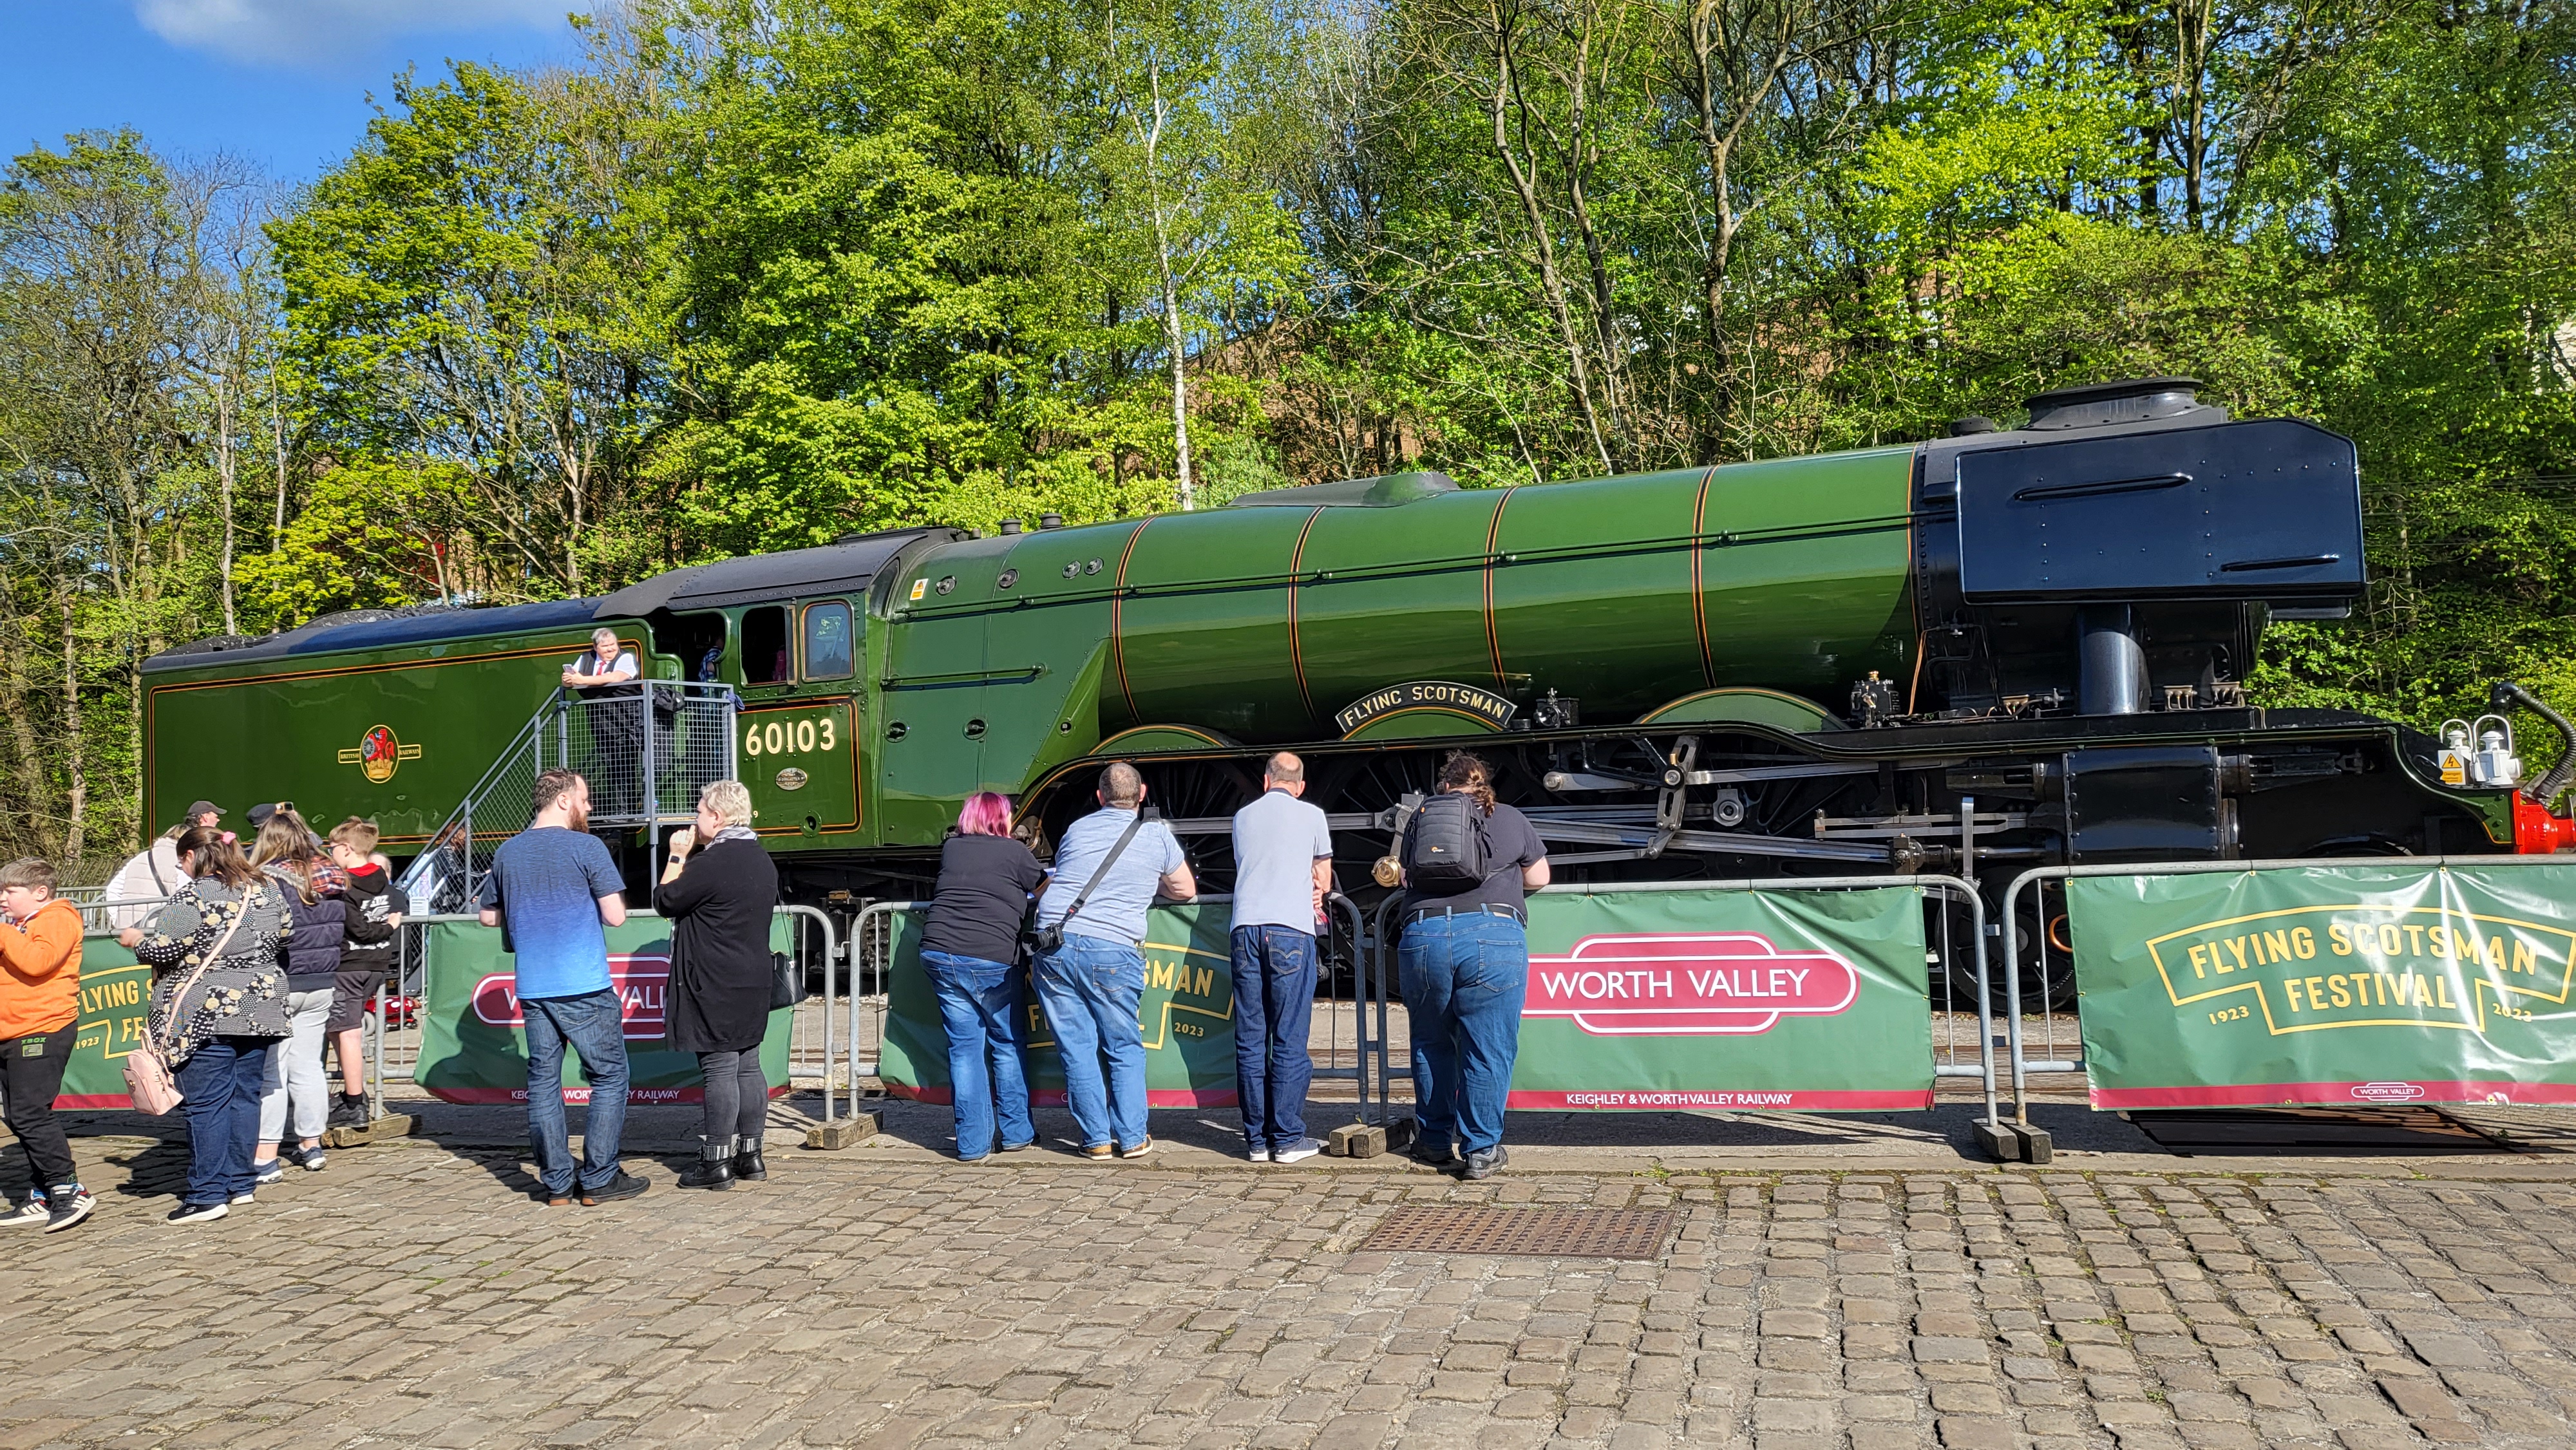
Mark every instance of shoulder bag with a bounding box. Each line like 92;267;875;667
770;951;805;1010
122;892;251;1116
1027;809;1158;956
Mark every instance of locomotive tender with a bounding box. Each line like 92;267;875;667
141;378;2570;923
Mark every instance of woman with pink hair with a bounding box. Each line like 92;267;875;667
918;793;1045;1159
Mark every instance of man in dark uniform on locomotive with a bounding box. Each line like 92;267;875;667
564;628;643;817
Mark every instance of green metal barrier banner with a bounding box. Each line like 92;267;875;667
2067;865;2576;1109
876;885;1934;1113
878;903;1243;1107
416;918;793;1105
59;939;154;1109
1506;886;1933;1111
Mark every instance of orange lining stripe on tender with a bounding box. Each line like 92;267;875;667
1690;466;1718;687
150;638;595;693
1287;506;1324;719
1482;486;1520;688
1109;519;1155;721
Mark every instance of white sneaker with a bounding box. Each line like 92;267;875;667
1247;1146;1271;1163
0;1196;48;1228
1272;1136;1325;1163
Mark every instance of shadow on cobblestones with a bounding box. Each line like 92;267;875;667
6;1122;2576;1450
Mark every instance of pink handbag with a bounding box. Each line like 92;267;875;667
121;901;246;1115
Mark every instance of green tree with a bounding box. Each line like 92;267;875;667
271;62;663;597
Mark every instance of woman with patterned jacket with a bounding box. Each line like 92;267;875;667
118;825;291;1224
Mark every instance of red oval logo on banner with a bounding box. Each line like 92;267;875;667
1524;933;1861;1037
471;954;671;1040
2351;1081;2428;1102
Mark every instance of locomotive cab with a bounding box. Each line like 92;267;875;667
595;528;970;862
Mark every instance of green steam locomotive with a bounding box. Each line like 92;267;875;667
142;377;2572;923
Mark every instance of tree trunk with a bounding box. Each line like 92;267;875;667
1683;0;1766;460
270;366;289;549
1488;1;1616;475
216;370;238;634
1558;5;1633;467
2177;0;2212;230
1159;236;1195;511
0;619;62;860
59;595;86;872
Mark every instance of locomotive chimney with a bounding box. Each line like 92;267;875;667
2077;605;2150;715
998;518;1023;534
1039;513;1065;530
2023;377;2210;431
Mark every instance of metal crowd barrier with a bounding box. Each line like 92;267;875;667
71;904;845;1127
847;893;1384;1127
383;907;842;1118
1361;875;1998;1131
1987;851;2576;1160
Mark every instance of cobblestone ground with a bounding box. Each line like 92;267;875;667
4;1144;2574;1450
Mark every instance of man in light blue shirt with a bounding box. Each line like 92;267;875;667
1228;753;1335;1163
1032;762;1195;1158
477;769;647;1206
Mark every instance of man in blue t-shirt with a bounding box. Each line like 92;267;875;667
1031;761;1195;1159
477;769;647;1205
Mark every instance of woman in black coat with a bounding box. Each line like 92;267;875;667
654;780;780;1189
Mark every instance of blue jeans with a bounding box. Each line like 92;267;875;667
1032;934;1148;1151
923;950;1036;1160
1397;913;1528;1155
523;990;631;1193
1229;926;1317;1153
176;1035;272;1207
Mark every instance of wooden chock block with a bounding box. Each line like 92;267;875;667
805;1110;882;1151
1329;1123;1386;1158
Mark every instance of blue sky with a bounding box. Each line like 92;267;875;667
0;1;590;180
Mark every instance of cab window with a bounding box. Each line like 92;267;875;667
802;601;854;681
741;607;790;685
656;612;728;683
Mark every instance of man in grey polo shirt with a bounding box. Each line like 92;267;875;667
1031;762;1195;1159
1228;753;1335;1163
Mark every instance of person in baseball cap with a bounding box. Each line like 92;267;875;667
184;801;225;829
246;802;292;831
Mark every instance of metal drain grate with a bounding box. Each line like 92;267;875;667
1361;1205;1680;1258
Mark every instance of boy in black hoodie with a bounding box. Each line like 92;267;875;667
326;819;406;1128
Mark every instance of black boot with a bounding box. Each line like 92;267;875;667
732;1135;766;1183
680;1136;734;1191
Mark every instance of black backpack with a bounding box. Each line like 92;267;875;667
1403;791;1489;888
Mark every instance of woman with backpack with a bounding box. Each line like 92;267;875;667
1394;751;1549;1180
118;827;292;1223
249;811;347;1183
919;792;1046;1161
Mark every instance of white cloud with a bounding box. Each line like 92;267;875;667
136;1;576;68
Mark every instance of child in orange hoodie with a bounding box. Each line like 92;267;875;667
0;858;91;1231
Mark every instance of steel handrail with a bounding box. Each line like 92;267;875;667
396;696;564;908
